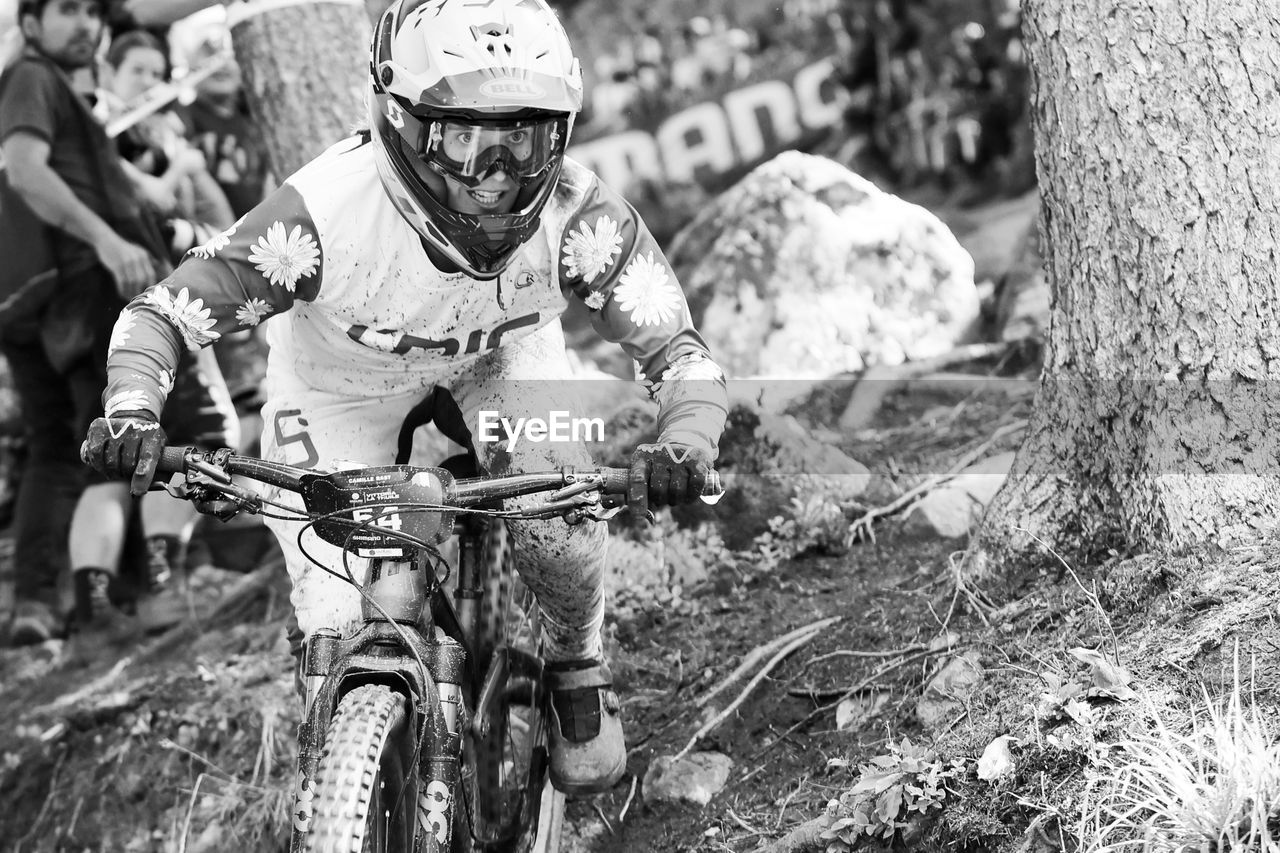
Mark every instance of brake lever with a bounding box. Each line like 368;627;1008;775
522;493;597;518
565;503;624;524
169;470;264;519
545;478;601;502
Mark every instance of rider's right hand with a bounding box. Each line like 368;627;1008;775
81;413;168;497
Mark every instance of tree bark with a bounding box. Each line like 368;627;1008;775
228;0;371;179
968;1;1280;571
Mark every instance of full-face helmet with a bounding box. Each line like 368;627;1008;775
369;0;583;280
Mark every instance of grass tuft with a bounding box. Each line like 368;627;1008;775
1078;653;1280;852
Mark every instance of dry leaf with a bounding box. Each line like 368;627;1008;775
1069;647;1137;701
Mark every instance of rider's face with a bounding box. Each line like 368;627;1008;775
427;124;529;214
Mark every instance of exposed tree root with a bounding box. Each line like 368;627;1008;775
695;616;842;709
674;623;831;761
756;814;834;853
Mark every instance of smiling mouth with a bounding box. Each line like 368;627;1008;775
468;188;506;207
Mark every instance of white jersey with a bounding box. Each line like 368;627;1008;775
105;134;727;454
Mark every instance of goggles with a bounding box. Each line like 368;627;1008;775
414;117;565;188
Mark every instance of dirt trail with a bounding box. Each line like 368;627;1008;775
0;376;1012;852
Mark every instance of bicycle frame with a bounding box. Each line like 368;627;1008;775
153;448;639;853
289;516;503;852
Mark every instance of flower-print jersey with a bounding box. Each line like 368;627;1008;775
104;135;728;456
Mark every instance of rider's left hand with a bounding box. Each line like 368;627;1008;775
627;442;715;521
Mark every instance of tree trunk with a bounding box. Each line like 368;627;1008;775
228;1;372;179
968;1;1280;571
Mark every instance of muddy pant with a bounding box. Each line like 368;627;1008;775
261;322;607;662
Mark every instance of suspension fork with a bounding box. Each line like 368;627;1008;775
452;514;490;686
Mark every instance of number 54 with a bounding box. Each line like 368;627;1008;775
352;506;404;531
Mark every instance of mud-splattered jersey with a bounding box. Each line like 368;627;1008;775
103;135;727;455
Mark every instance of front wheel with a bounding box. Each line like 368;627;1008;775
305;684;416;853
454;519;564;853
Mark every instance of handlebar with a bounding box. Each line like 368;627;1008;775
99;444;721;560
156;446;657;557
157;446;636;504
159;446;306;492
156;447;727;509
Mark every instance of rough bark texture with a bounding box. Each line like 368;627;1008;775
970;1;1280;569
230;2;371;179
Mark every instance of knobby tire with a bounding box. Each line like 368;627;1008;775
454;519;564;853
305;684;416;853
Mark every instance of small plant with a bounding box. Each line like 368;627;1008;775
1037;670;1097;727
749;475;863;570
821;737;967;848
1037;648;1136;728
1077;660;1280;852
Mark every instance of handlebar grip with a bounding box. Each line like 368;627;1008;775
597;467;725;501
600;467;631;495
158;446;191;475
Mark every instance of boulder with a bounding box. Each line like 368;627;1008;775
903;451;1017;539
667;151;981;379
643;751;735;807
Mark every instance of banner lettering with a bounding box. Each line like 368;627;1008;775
569;58;847;191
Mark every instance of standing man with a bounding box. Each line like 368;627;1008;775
0;0;162;644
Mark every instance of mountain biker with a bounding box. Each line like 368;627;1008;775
81;0;728;796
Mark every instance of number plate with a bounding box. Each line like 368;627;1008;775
301;466;455;558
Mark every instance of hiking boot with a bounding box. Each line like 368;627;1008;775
545;658;626;796
69;568;140;652
7;599;62;646
136;536;189;635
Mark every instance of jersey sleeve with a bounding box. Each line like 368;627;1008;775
557;176;728;457
103;181;324;419
0;62;63;145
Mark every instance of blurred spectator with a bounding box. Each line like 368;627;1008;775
828;0;1031;197
0;0;166;644
175;26;271;218
98;28;234;228
633;24;663;71
667;36;702;96
588;56;638;133
725;28;753;82
691;15;733;81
